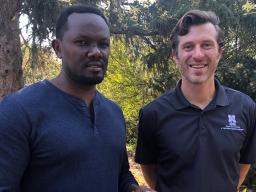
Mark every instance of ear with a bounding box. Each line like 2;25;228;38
171;50;178;63
52;39;62;59
218;46;224;60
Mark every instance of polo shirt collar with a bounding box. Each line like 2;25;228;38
212;79;230;107
169;79;230;110
169;80;191;110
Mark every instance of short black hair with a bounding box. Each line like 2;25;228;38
56;5;109;39
170;10;224;51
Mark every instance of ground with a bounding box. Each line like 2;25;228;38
129;155;156;191
129;156;147;186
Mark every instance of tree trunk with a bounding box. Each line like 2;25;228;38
0;0;23;98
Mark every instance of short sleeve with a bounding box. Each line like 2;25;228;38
135;108;157;164
240;101;256;164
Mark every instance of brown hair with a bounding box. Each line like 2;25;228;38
170;10;224;52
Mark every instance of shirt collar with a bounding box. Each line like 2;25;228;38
169;80;191;110
212;79;230;107
169;79;230;110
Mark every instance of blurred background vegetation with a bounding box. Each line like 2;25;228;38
0;0;255;189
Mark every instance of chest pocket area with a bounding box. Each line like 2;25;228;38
208;113;247;156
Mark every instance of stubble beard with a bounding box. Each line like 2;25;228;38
64;64;106;86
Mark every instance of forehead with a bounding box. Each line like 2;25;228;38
65;13;110;38
178;23;218;44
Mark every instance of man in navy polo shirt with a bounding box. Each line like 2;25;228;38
135;10;256;192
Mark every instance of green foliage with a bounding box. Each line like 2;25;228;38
98;39;154;146
243;163;256;191
22;45;60;85
21;0;60;42
242;1;256;12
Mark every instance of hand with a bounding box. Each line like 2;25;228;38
127;184;142;192
128;184;158;192
140;186;157;192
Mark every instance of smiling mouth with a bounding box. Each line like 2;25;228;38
189;64;207;69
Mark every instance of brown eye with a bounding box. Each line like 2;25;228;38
75;40;89;46
183;44;193;51
201;41;214;49
99;42;109;49
202;42;213;49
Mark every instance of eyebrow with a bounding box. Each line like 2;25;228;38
75;34;110;40
182;39;215;44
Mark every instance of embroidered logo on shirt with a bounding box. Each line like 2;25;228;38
221;114;244;131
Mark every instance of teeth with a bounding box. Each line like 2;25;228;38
189;64;206;68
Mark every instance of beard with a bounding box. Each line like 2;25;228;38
69;73;104;86
63;63;106;86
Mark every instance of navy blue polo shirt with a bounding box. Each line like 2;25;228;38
135;80;256;192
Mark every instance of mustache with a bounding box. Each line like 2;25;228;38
82;60;106;67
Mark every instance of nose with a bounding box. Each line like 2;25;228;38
192;46;204;61
88;45;102;59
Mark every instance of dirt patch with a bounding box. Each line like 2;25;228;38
129;155;156;191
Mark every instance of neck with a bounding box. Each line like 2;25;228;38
50;74;96;107
181;79;215;109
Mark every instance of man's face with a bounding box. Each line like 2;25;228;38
54;13;110;86
173;22;222;85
